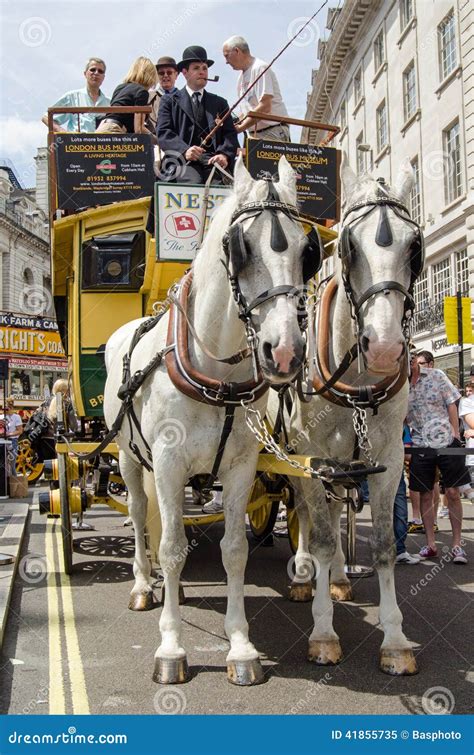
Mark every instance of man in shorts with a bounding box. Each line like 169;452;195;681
407;352;468;563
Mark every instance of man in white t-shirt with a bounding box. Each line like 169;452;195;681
222;36;290;142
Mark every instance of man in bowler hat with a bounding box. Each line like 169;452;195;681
157;45;238;183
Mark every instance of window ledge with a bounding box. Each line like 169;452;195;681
338;125;348;141
397;17;417;47
401;108;421;136
374;144;390;165
441;194;466;215
435;65;462;97
352;96;365;117
372;61;387;86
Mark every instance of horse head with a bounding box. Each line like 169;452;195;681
223;156;320;382
339;153;424;375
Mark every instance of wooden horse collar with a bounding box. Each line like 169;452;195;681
312;277;407;409
165;272;268;406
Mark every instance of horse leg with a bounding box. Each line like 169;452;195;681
329;502;353;602
119;451;156;611
288;488;313;602
370;481;418;675
220;463;264;686
153;468;189;684
307;483;343;664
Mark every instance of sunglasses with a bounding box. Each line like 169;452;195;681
89;67;105;74
158;69;176;76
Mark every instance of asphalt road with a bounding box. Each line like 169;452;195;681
0;484;472;716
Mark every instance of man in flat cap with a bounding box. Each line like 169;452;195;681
157;45;238;183
146;56;180;136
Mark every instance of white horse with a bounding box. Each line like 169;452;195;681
103;157;319;685
283;155;423;675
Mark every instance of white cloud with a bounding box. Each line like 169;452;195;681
0;117;46;158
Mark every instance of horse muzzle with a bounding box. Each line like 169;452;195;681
260;337;304;382
360;336;405;375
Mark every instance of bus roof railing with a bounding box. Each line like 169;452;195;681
246;111;339;145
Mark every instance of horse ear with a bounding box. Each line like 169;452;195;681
393;159;414;204
233;155;254;203
277;156;297;202
340;151;357;201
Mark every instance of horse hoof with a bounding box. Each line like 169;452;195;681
330;582;353;602
227;659;265;686
308;639;343;665
128;591;157;611
380;648;418;676
153;656;189;684
288;582;313;602
161;584;186;605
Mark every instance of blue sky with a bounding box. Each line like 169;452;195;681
0;0;337;188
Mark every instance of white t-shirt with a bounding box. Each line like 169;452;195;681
237;57;288;130
459;395;474;466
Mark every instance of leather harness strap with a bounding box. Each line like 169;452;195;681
165;271;269;406
311;277;407;410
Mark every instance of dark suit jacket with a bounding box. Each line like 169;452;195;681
157;88;239;172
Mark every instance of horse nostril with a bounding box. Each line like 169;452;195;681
263;341;274;362
361;335;370;352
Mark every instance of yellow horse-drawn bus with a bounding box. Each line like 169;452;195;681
40;104;339;573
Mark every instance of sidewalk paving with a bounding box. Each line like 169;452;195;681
0;495;31;648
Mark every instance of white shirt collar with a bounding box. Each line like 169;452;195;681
185;85;205;98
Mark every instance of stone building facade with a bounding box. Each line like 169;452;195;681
304;0;473;383
0;160;67;410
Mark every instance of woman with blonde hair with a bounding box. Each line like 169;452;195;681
96;56;158;134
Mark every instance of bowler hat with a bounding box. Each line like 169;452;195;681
177;45;214;72
155;56;178;71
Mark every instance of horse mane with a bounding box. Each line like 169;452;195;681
347;173;400;208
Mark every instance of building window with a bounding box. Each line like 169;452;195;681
356;132;365;174
354;69;362;105
409;157;421;224
414;271;429;311
438;9;457;80
340;100;347;130
403;61;417;121
400;0;414;30
432;258;451;303
374;30;385;70
443;120;463;203
455;249;469;295
376;100;388;153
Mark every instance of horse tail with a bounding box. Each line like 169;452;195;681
143;470;161;566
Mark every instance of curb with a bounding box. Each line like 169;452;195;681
0;499;31;648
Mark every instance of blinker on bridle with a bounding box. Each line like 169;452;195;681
222;181;322;322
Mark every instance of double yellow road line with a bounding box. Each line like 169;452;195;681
45;520;90;714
